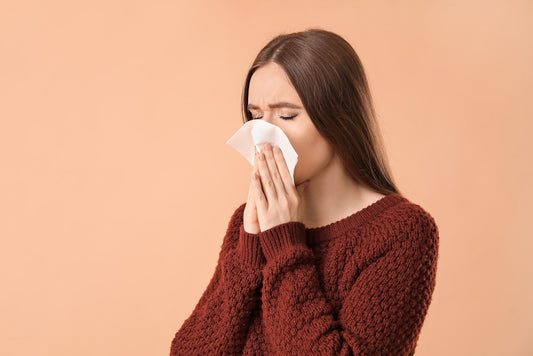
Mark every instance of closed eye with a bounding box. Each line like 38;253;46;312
280;114;297;120
249;115;297;121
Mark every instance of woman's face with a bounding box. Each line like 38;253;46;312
247;62;335;186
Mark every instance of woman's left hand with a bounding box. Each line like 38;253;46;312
251;142;310;232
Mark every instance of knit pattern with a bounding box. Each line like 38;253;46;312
170;193;439;355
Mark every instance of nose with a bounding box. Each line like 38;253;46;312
261;112;274;125
262;112;272;124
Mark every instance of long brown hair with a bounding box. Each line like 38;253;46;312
241;29;402;196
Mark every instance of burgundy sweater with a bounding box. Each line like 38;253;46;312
169;193;439;355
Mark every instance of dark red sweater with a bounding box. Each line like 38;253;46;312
169;193;439;355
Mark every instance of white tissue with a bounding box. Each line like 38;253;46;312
225;119;298;184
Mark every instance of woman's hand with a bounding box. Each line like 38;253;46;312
250;143;310;232
243;165;261;234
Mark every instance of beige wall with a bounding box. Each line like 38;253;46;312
1;1;531;355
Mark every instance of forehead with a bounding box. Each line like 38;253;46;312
248;63;301;104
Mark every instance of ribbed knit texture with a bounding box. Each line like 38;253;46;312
169;193;439;355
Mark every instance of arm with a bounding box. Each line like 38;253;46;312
258;212;439;355
170;204;265;356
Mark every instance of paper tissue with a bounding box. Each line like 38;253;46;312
225;119;298;184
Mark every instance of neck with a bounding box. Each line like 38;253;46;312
298;154;381;229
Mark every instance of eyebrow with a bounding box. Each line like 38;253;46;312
247;102;303;110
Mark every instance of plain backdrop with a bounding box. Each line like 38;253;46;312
1;1;532;355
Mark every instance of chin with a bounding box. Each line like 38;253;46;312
295;179;310;187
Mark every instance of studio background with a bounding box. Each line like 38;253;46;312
1;1;531;355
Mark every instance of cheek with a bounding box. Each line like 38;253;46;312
286;124;314;153
292;135;332;175
286;133;308;163
282;122;330;176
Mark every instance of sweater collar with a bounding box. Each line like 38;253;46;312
305;193;407;245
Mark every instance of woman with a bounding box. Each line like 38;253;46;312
170;29;439;355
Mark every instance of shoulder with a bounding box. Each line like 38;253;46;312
394;198;438;234
380;196;439;253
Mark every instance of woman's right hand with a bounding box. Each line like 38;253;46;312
243;165;260;234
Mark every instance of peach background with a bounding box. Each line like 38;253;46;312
1;1;531;355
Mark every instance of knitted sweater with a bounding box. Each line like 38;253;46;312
169;193;439;355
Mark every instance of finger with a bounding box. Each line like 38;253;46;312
272;145;298;196
251;170;267;215
255;145;277;203
247;168;256;205
263;144;287;197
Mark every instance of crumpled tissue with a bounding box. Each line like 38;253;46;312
225;119;298;184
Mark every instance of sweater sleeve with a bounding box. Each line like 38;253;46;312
258;212;439;356
170;203;265;355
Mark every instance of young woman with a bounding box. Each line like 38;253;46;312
170;29;439;356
